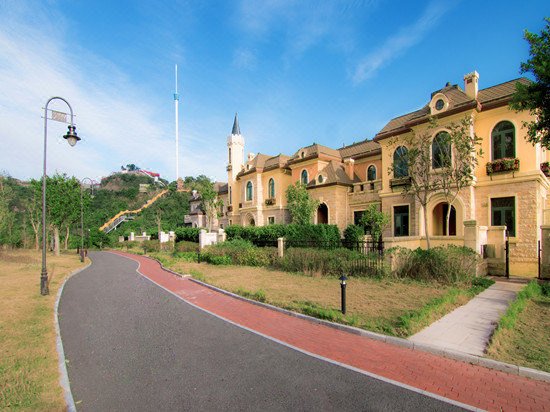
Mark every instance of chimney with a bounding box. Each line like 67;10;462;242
464;71;479;99
247;153;255;162
344;158;355;180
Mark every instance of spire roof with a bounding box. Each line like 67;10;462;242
232;113;241;135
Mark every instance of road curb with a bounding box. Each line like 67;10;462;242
186;278;550;384
55;259;92;412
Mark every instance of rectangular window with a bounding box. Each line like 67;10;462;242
268;216;275;225
491;197;515;236
353;211;365;226
394;205;409;237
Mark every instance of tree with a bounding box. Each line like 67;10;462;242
189;177;222;232
0;178;16;246
31;174;81;255
360;204;390;242
389;117;480;248
438;117;482;236
510;18;550;147
286;182;319;225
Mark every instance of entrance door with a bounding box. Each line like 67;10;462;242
317;204;328;224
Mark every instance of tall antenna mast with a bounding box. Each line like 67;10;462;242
174;64;180;180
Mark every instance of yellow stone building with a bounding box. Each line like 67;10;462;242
219;72;546;277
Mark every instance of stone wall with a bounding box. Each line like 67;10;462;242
308;185;350;231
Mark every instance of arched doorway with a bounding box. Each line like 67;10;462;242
249;217;255;226
432;202;456;236
317;203;328;224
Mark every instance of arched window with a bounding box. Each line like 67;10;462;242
268;178;275;198
229;186;232;204
246;181;253;201
301;170;308;185
367;165;376;181
393;146;408;178
492;121;515;160
432;131;451;169
228;148;232;163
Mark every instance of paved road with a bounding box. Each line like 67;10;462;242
58;251;464;411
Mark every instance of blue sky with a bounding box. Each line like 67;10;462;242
0;0;547;183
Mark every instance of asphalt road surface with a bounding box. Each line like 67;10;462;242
58;251;465;411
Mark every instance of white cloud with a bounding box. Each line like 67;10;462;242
236;0;379;61
352;1;452;83
0;1;224;183
232;47;257;70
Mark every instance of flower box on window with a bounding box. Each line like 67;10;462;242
541;162;550;177
389;176;411;189
265;198;276;206
486;158;519;175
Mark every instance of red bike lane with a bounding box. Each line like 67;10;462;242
111;251;550;412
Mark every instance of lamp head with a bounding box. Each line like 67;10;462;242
64;125;81;147
339;275;347;285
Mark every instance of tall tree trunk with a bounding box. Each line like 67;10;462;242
64;225;70;250
423;203;431;249
54;226;60;256
445;202;452;237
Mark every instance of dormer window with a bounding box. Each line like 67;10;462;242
300;151;305;159
430;93;449;114
318;175;324;184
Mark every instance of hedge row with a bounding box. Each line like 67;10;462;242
225;224;341;244
174;227;200;243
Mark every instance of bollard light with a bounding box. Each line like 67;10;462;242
339;275;348;314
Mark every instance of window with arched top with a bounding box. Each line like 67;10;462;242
393;146;408;178
492;121;515;160
318;175;324;184
301;170;308;185
367;165;376;181
246;181;253;201
268;178;275;198
432;131;451;169
228;148;232;163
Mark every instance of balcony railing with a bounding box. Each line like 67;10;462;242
486;158;519;175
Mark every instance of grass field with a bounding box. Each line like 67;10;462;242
486;282;550;372
0;249;86;410
153;253;486;337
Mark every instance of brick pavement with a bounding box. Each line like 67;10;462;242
111;251;550;412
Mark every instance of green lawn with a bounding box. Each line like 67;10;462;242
486;282;550;372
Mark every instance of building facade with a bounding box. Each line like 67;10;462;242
219;72;547;277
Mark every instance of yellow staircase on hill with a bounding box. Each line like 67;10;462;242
99;189;169;233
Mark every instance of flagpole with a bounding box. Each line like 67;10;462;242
174;64;179;180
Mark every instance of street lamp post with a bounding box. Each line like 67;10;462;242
80;178;95;263
41;97;81;296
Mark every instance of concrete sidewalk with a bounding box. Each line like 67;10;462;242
112;251;550;412
410;281;524;356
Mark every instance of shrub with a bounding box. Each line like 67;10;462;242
389;245;479;284
174;227;200;243
225;224;340;245
343;224;364;246
201;239;277;267
175;240;200;253
273;247;386;278
141;240;160;253
235;288;267;302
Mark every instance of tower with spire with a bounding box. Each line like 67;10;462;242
227;113;244;208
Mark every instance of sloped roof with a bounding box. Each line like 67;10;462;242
264;154;290;171
374;77;531;141
289;143;341;163
478;77;531;105
307;160;355;188
215;182;228;194
338;140;381;158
